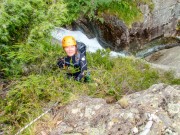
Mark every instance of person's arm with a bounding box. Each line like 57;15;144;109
57;57;65;69
75;54;87;81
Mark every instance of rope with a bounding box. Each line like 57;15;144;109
15;102;59;135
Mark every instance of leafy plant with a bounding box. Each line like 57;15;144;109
66;0;153;26
98;0;143;27
0;0;73;77
87;49;114;70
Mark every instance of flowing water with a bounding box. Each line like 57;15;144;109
51;28;127;57
51;28;180;58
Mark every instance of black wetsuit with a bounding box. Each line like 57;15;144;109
57;43;87;81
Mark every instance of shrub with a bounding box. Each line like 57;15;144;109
66;0;153;26
0;0;73;77
87;49;114;70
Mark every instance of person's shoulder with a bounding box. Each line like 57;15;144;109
77;41;86;47
77;42;86;50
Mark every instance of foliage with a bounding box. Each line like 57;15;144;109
87;49;114;70
65;0;104;21
1;47;179;134
0;0;179;134
98;0;142;26
3;40;64;77
0;0;154;77
66;0;153;26
0;0;75;44
0;0;74;77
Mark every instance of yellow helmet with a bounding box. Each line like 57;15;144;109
62;36;77;48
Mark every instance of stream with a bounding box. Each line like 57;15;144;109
51;28;127;57
51;27;180;58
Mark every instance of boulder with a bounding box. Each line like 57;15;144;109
49;83;180;135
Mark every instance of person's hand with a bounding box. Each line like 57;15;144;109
57;57;65;69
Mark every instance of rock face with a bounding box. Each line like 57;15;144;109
145;46;180;68
50;83;180;135
145;46;180;78
73;0;180;51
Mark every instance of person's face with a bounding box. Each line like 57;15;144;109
64;45;77;57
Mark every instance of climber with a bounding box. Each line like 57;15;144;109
57;36;90;82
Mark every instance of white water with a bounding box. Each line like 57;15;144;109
51;27;126;57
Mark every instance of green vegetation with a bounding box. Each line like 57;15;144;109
0;0;74;77
98;0;154;26
0;0;154;78
1;47;179;134
0;0;178;134
66;0;154;26
98;0;143;26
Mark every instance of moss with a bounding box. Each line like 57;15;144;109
98;0;154;27
137;0;154;11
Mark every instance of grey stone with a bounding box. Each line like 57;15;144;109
48;84;180;135
145;46;180;78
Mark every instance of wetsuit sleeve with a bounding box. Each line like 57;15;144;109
57;57;65;69
77;42;86;56
76;54;87;81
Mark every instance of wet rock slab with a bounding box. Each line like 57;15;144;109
50;83;180;135
145;46;180;78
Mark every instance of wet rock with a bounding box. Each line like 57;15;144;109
145;46;180;78
73;0;179;52
145;46;180;68
50;83;180;135
72;18;96;39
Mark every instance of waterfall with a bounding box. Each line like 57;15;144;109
51;27;126;57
